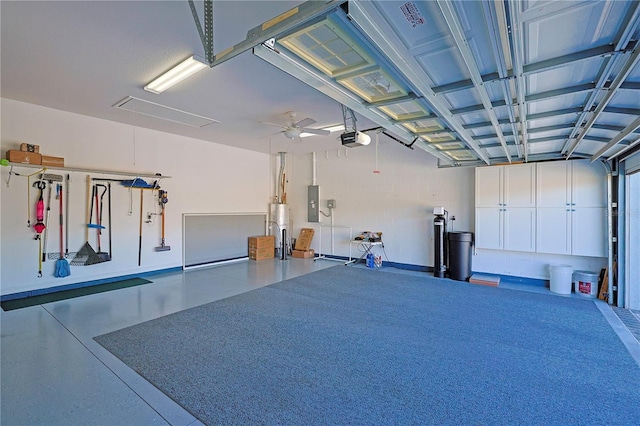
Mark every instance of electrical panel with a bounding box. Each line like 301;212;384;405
308;185;319;222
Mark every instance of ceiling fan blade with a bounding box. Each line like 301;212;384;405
260;121;286;129
295;118;316;128
258;130;285;139
300;128;330;136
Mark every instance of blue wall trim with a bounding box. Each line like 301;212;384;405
1;261;548;302
318;255;431;272
476;272;548;287
1;266;183;302
318;255;547;286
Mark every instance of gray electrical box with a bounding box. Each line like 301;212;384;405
327;199;336;209
308;185;319;222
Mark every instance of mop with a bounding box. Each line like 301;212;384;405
54;183;70;277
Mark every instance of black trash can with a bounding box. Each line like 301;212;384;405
448;232;473;281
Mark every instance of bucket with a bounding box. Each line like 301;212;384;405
549;264;573;295
573;270;599;298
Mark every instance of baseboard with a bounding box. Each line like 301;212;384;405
471;271;548;287
1;266;183;302
315;255;431;272
316;255;547;285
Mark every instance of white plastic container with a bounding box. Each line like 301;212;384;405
573;270;599;298
549;264;573;295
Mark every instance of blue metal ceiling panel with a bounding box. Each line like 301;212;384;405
243;0;639;164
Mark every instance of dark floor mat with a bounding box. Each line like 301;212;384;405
1;278;152;311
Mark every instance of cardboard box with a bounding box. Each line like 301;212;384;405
292;249;315;259
6;150;42;165
249;247;274;260
41;155;65;167
294;228;315;251
248;235;275;249
20;143;40;153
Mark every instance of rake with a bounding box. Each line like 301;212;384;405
71;175;105;266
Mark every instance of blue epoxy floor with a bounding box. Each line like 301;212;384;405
2;259;638;425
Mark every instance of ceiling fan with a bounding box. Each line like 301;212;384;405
260;111;330;140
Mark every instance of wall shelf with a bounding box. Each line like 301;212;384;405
3;161;171;186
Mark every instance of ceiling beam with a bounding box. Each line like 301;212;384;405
590;116;640;162
562;1;640;157
523;44;620;74
563;44;640;157
525;83;597;103
436;0;511;161
430;43;632;96
506;0;530;161
448;83;597;117
347;0;491;164
603;107;640;116
606;136;640;161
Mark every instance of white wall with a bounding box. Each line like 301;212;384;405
285;139;475;268
1;99;270;296
1;99;610;296
283;140;606;282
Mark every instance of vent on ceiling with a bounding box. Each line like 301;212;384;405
113;96;218;128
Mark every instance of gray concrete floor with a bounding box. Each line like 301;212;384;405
1;258;337;425
2;259;639;425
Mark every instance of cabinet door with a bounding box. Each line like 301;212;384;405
476;167;502;207
572;208;607;257
504;164;536;207
504;208;536;252
572;160;606;207
475;208;503;249
536;207;571;254
537;162;570;207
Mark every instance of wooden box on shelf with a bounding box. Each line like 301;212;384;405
6;150;42;165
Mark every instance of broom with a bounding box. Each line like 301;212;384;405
54;183;70;277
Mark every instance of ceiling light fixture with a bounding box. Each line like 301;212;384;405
300;124;345;138
323;124;346;133
144;55;208;94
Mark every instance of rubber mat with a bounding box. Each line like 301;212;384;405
1;278;152;311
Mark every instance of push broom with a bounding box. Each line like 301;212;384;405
155;190;170;252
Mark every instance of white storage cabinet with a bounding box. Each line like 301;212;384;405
475;164;536;252
536;160;606;257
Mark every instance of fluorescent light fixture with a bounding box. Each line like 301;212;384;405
323;124;346;132
300;124;345;138
144;55;208;94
